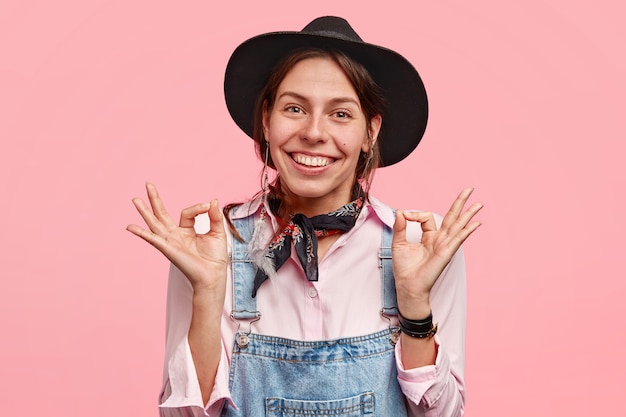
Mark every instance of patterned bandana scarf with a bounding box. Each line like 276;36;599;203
252;197;364;297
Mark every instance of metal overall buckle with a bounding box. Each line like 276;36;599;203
381;309;401;345
230;311;261;349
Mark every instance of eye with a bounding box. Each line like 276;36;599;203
333;110;352;119
285;105;303;114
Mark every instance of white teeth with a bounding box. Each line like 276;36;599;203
293;154;331;167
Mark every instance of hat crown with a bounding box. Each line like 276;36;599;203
300;16;363;42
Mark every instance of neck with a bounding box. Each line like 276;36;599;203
269;178;367;219
280;193;350;218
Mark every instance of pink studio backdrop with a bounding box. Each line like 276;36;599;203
1;1;624;416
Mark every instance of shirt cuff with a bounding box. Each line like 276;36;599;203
395;335;451;407
159;335;234;415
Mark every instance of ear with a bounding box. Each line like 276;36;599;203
362;114;382;152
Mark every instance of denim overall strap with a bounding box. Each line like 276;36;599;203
230;215;260;320
380;219;399;317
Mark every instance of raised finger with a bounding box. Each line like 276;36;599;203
447;202;484;236
448;220;482;249
146;182;176;227
441;187;474;230
126;223;169;253
131;197;168;235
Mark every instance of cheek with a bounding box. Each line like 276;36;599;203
268;139;289;170
338;135;367;159
266;118;295;145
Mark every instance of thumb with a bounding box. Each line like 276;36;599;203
208;199;225;234
392;209;408;245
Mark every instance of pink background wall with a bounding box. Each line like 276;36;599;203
1;1;624;415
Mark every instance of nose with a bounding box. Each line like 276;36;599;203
302;113;327;143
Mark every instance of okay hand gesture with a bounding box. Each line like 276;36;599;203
126;183;228;292
392;188;482;317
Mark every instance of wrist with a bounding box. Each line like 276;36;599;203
395;282;430;313
189;268;227;293
192;282;227;310
397;295;431;320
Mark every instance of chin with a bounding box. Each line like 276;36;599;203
281;179;353;203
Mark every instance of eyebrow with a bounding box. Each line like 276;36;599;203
277;91;360;107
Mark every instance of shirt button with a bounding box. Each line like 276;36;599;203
307;287;318;298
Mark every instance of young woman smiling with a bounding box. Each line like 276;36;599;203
128;16;482;417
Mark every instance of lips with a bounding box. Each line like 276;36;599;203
291;152;335;167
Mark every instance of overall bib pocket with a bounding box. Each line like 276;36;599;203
265;392;375;416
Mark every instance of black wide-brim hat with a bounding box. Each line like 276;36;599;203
224;16;428;166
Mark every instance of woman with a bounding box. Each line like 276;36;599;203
128;16;482;417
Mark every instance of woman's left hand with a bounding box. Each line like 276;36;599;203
392;188;482;318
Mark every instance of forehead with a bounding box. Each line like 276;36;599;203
276;57;359;100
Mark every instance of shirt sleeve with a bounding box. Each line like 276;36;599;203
395;226;467;417
157;264;234;417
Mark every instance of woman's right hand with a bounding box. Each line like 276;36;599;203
126;183;228;292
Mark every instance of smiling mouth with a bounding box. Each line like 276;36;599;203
291;153;334;167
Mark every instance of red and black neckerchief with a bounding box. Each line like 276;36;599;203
251;197;364;297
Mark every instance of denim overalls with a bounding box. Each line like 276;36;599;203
222;215;407;416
